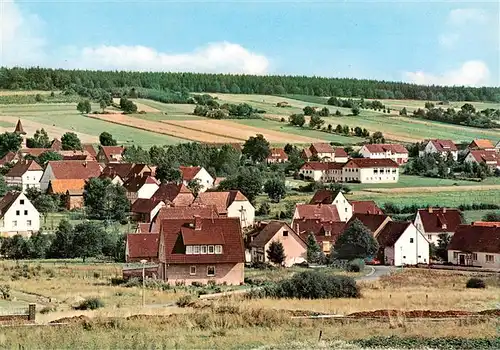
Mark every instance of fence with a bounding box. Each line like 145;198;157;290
0;304;36;324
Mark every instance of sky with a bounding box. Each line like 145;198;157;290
0;0;499;87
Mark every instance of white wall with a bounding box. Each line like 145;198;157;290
332;192;352;222
448;250;500;269
137;183;160;199
414;213;454;245
182;168;214;193
343;167;399;183
0;193;40;237
390;224;429;266
423;142;458;161
299;168;323;181
228;200;255;228
21;170;43;191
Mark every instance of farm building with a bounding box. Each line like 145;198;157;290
464;150;500;171
360;144;409;164
419;139;458;161
39;160;101;191
97;146;125;164
447;223;500;268
468;139;496;151
266;148;288;164
130;198;166;223
125;233;159;263
47;179;86;210
153;183;195;207
342;158;399;183
123;175;159;203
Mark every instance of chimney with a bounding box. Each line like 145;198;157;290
83;161;87;168
194;215;202;230
428;207;433;213
442;207;446;213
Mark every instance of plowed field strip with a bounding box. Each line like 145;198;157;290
161;119;322;144
87;114;240;143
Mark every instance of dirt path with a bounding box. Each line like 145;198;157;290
0;116;98;143
88;114;239;143
162;119;322;144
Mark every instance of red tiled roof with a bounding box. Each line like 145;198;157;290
152;205;219;232
131;198;164;214
302;148;313;159
310;143;334;154
295;204;340;222
6;160;42;177
136;223;153;233
0;152;19;165
50;139;62;151
351;200;384;215
345;158;399;168
377;221;412;247
160;218;244;264
48;179;86;194
418;208;463;233
249;221;301;248
363;144;408;154
334;148;349;157
472;222;500;227
194;190;248;214
0;192;22;216
123;175;158;193
296;220;346;241
100;146;124;162
469;139;495;150
468;150;500;165
82;144;97;158
309;189;338;205
47;160;101;180
59;150;95;161
448;224;500;254
301;162;345;171
20;148;51;157
101;163;135;180
348;213;391;234
179;166;202;181
126;234;159;260
429;139;457;152
213;177;226;188
267;148;288;161
153;183;193;203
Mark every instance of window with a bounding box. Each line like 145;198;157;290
20;200;24;205
24;210;28;216
486;255;494;263
207;266;215;276
410;238;414;243
428;235;432;240
190;266;196;275
186;246;193;254
193;246;200;254
472;253;478;261
16;210;20;216
215;245;222;254
345;208;348;212
453;252;458;259
27;220;32;227
392;169;397;173
374;169;378;174
12;221;17;227
201;245;207;254
283;230;289;237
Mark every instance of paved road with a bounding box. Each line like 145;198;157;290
356;265;394;282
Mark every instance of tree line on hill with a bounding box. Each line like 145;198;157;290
1;67;499;102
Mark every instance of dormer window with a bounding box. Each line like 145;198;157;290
442;224;447;230
325;231;331;237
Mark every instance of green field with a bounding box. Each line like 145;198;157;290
0;120;15;128
462;210;499;223
0;103;187;147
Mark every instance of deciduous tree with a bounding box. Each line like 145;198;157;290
263;178;286;203
242;134;270;163
61;132;82;150
99;132;117;146
333;219;378;260
0;132;22;158
266;241;286;265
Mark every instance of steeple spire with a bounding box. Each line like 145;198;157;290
14;119;26;135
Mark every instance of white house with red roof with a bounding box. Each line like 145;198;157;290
419;139;458;161
194;190;255;228
299;162;344;182
464;150;500;171
97;146;125;164
305;143;348;162
0;191;40;237
360;144;409;164
157;216;245;285
266;148;288;164
5;160;43;192
343;158;399;183
414;207;463;245
123;175;160;203
468;139;496;152
179;166;214;193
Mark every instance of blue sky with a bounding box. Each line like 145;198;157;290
1;0;499;86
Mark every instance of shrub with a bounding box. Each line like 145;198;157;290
93;272;101;279
466;278;486;289
110;277;126;285
40;305;57;314
191;281;203;287
176;295;193;307
254;270;360;299
74;297;104;310
346;259;365;272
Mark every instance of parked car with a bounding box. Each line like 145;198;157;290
364;257;381;265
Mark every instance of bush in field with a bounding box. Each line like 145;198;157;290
253;270;360;299
176;295;193;307
74;297;104;310
346;259;365;272
466;278;486;289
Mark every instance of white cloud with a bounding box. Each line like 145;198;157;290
404;60;490;87
1;0;269;74
68;42;269;74
439;8;490;49
0;0;46;66
447;8;487;26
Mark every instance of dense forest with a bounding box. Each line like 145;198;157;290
1;67;499;102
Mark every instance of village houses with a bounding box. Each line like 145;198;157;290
97;146;125;164
125;233;159;263
123;175;160;203
39;160;102;191
464;150;500;171
47;179;86;210
157;216;245;285
4;160;43;192
130;198;166;223
0;192;40;237
266;148;288;164
360;143;409;164
419;139;458;161
179;166;214;193
468;139;496;151
414;207;463;245
153;183;195;207
302;143;348;162
249;221;306;267
447;222;500;268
